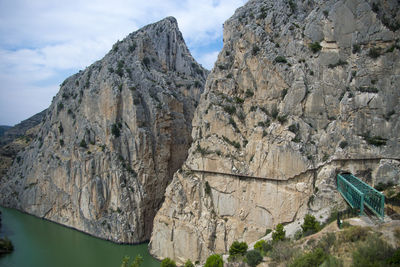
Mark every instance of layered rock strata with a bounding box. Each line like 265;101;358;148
150;0;400;263
0;17;207;243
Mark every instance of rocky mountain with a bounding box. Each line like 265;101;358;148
0;110;46;180
149;0;400;263
0;126;11;138
0;110;46;146
0;17;207;243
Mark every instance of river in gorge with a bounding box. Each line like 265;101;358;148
0;207;160;267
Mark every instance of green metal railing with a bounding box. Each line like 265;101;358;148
337;173;385;219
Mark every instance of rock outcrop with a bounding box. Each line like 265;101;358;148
0;17;207;243
0;110;46;146
0;126;11;138
0;111;45;180
149;0;400;263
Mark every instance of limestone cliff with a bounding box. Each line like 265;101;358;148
0;17;207;243
150;0;400;263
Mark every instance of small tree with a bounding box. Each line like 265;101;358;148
254;239;272;255
272;223;285;242
161;257;176;267
111;123;121;137
229;240;248;256
79;139;87;149
120;255;143;267
184;259;194;267
245;250;263;267
301;214;321;236
204;254;223;267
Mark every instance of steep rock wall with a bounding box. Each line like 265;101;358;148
0;17;207;243
150;0;400;263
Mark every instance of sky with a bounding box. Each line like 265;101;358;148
0;0;247;126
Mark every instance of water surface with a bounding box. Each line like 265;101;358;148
0;207;159;267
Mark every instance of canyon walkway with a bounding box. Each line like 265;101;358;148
337;173;385;219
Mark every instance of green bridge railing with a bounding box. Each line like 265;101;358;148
337;173;385;219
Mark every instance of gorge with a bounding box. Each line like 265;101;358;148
0;0;399;265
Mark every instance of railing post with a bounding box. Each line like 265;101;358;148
360;193;364;215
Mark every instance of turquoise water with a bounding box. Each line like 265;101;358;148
0;207;159;267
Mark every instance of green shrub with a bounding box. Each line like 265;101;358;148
129;42;137;52
222;136;240;149
265;229;272;235
0;237;14;254
288;124;299;134
160;257;176;267
254;240;272;255
269;241;297;262
318;233;336;253
204;254;223;267
387;248;400;265
234;96;244;104
277;115;287;124
184;259;194;267
328;59;348;68
357;86;378;93
339;141;348;149
281;88;288;99
57;102;64;112
294;230;303;240
309;42;322;53
121;255;143;267
252;45;260;55
321;255;343;267
272;223;285;242
245;250;263;267
301;214;321;236
79;139;87;149
205;181;211;195
352;44;361;54
246;89;254;97
229;241;248;257
274;56;287;64
290;247;327;267
352;234;395;266
340;226;368;243
368;47;381;58
364;135;387;146
271;106;279;119
111;123;121;138
142;57;150;67
223;105;236;115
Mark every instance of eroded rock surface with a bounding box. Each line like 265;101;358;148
0;17;207;243
150;0;400;263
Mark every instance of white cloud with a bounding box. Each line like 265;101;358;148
196;51;221;70
0;0;248;125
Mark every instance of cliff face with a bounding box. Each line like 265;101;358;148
150;0;400;263
0;17;207;243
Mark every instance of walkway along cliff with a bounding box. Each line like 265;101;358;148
149;0;400;263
